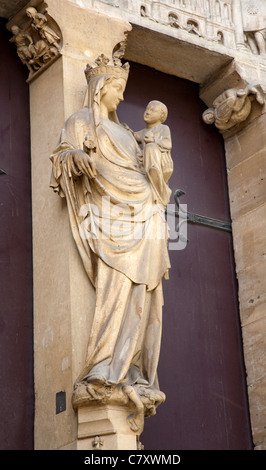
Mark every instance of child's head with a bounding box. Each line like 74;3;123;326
144;100;168;126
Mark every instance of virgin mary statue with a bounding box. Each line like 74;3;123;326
50;53;171;428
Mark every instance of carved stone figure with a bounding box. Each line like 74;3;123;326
9;6;61;81
26;7;61;53
134;100;173;207
50;51;172;432
186;20;202;37
9;25;37;77
202;84;264;130
10;23;52;77
241;0;266;54
168;13;180;29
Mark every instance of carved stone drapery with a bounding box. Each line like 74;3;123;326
7;1;62;82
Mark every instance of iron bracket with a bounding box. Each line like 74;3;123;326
166;189;232;233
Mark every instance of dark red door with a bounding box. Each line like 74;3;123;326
118;62;253;450
0;21;33;450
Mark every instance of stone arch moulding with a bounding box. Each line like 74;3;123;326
6;0;63;83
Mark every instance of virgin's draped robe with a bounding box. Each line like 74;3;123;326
50;75;170;398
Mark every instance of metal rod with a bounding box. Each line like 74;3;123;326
166;189;232;233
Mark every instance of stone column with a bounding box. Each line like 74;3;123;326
77;405;141;450
8;0;133;450
201;63;266;450
224;110;266;450
232;0;246;49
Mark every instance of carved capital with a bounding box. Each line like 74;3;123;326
202;84;265;130
7;1;62;82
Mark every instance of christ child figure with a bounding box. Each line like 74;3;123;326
134;100;173;206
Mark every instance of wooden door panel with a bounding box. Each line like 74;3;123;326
118;62;253;450
0;21;33;450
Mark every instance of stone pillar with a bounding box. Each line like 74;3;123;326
224;111;266;450
77;405;140;450
8;0;132;450
232;0;246;49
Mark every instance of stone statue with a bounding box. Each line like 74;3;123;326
241;0;266;54
50;52;172;432
134;100;173;207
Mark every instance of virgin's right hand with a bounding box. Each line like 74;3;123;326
72;150;96;179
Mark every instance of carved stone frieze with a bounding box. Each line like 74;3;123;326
7;1;62;82
96;0;235;47
95;0;266;55
202;83;265;130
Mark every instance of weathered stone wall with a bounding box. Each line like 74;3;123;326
224;112;266;449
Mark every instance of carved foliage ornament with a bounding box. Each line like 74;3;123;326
202;84;265;130
8;3;62;82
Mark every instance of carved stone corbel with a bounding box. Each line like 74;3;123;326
202;84;265;130
7;1;62;82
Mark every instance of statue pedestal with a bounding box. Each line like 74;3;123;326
73;380;165;450
77;404;141;450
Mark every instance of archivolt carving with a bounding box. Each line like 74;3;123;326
7;2;62;82
202;84;265;130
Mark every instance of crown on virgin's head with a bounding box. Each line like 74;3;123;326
85;54;130;82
